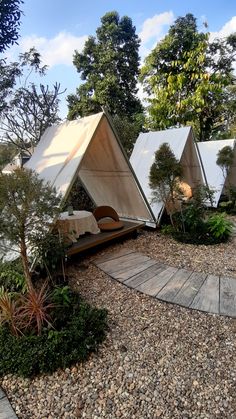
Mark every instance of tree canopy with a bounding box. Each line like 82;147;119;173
0;48;64;155
141;14;236;141
0;0;23;53
67;11;142;120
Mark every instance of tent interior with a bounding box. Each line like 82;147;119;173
130;127;204;225
197;139;236;207
25;112;155;225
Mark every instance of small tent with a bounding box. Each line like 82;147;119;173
130;126;203;226
196;139;236;207
25;112;155;225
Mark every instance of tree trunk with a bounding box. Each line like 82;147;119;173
20;238;33;290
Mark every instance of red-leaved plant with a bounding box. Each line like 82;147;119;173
19;282;54;335
0;291;22;336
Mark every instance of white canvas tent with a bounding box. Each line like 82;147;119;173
130;126;203;225
25;112;155;225
196;139;236;207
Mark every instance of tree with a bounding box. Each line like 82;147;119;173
67;11;142;122
112;113;145;157
0;0;23;53
0;143;17;170
0;48;64;155
141;14;236;141
149;143;183;226
0;168;61;289
216;145;234;200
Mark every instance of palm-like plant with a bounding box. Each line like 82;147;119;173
0;290;22;336
19;282;54;335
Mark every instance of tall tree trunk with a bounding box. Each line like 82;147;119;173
20;238;33;290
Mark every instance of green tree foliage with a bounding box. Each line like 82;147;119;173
0;143;17;170
0;168;61;289
68;11;142;119
67;11;143;153
0;48;64;155
141;14;236;141
216;145;234;179
216;145;234;200
112;113;145;157
149;143;183;225
0;0;23;53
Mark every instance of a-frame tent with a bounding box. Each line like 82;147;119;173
130;126;204;226
25;112;155;225
196;139;236;207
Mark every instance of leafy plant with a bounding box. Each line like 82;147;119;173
0;301;108;377
206;213;233;241
0;259;26;293
160;225;175;235
51;285;72;307
32;231;66;282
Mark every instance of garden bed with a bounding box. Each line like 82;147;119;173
1;228;236;418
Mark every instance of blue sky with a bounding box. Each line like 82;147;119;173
9;0;236;118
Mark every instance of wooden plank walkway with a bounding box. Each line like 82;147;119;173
94;249;236;318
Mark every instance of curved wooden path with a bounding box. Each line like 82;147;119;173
94;248;236;318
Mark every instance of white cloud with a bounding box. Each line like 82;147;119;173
210;16;236;41
139;11;174;45
20;31;88;67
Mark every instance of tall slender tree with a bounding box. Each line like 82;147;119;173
68;11;142;119
67;11;143;154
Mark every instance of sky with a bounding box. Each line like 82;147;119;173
7;0;236;118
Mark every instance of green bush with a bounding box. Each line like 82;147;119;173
0;301;108;377
206;213;233;241
0;259;26;293
173;231;218;245
160;224;175;235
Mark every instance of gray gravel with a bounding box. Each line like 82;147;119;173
1;230;236;418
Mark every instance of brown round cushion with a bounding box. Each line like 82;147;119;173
98;220;124;231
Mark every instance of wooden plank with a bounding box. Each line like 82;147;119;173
94;247;135;265
190;275;220;314
136;266;178;297
157;269;192;302
173;271;207;307
114;259;159;282
67;221;144;256
97;252;150;275
220;276;236;317
124;262;166;287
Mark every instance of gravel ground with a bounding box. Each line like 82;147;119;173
1;230;236;418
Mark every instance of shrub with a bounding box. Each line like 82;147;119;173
206;213;233;242
0;301;108;377
0;259;26;293
160;225;175;235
